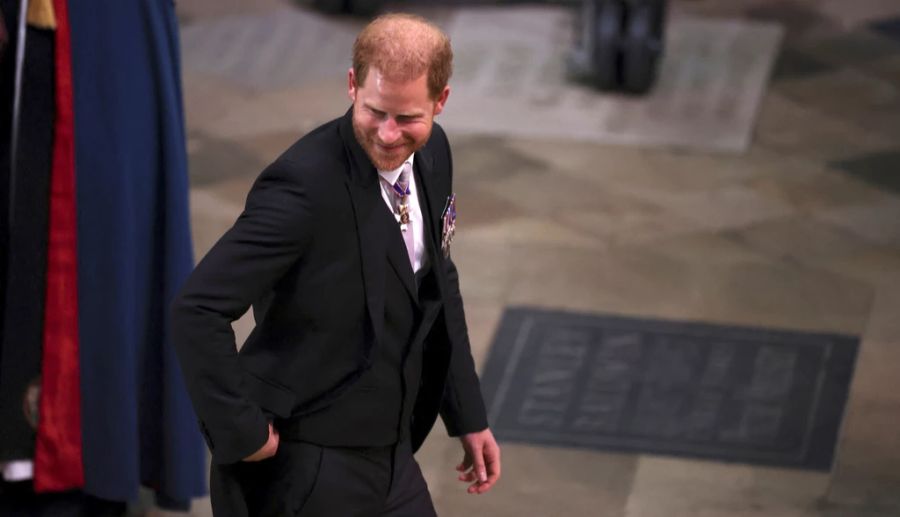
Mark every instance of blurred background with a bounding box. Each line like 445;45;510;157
3;0;900;515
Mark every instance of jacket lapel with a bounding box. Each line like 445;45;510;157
413;150;440;274
340;111;386;364
413;145;448;298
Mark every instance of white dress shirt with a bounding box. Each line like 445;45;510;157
377;154;427;274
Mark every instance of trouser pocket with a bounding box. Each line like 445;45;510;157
236;440;324;517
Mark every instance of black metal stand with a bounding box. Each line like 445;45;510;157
568;0;667;94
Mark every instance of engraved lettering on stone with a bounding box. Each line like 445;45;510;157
516;327;589;430
517;396;566;429
573;391;629;433
572;332;641;433
631;385;690;438
643;337;700;387
684;391;724;441
721;402;783;444
747;346;798;399
495;308;839;467
700;342;737;387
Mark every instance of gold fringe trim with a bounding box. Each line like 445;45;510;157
27;0;58;30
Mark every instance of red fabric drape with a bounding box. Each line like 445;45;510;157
34;0;84;492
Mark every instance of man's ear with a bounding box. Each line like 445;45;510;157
348;68;357;102
433;86;450;116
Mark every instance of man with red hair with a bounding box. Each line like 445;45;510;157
173;13;500;516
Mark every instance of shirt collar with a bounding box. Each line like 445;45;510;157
377;153;415;186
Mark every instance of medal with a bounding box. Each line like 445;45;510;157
441;194;457;258
399;202;410;227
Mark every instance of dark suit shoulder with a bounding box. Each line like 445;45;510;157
425;121;453;183
428;121;450;153
263;116;348;187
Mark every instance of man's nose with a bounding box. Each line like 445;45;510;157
378;118;400;144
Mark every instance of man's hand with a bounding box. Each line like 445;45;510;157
243;422;279;462
456;428;501;494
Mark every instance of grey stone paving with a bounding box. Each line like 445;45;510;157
441;8;783;152
180;8;361;92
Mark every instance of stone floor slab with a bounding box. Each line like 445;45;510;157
188;134;266;187
819;0;900;30
505;244;873;335
727;216;884;265
625;185;796;235
828;398;900;509
747;168;894;213
440;8;783;153
633;232;772;267
432;440;634;517
559;204;699;248
451;239;518;302
808;247;900;286
795;29;900;65
775;68;900;139
176;0;289;23
187;80;350;141
625;456;828;517
771;48;837;81
754;92;894;161
746;0;838;42
462;217;605;250
188;188;244;258
182;71;255;136
856;54;900;87
449;135;550;184
830;150;900;196
814;199;900;248
180;8;362;92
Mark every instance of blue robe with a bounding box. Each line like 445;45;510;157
68;0;206;507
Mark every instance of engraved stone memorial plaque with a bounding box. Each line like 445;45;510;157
481;307;858;470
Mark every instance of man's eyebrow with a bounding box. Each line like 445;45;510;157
363;103;424;118
364;103;386;114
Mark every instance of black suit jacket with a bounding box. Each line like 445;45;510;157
171;109;488;465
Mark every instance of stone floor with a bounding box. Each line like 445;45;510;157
163;0;900;515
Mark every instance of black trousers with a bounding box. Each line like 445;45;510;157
210;440;437;517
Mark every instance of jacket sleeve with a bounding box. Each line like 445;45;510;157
435;129;489;436
439;256;489;436
170;158;313;464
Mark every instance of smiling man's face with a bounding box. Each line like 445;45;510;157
349;66;449;171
